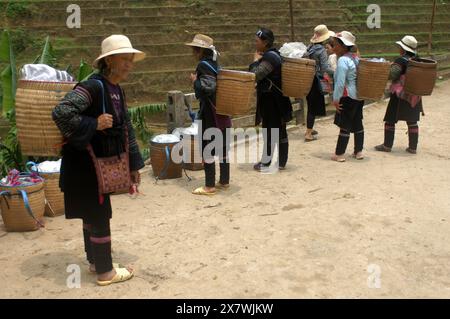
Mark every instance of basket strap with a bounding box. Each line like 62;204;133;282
201;61;219;75
18;190;45;228
0;191;11;209
93;79;107;114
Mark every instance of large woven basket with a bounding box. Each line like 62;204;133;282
282;57;316;98
0;181;46;232
150;141;182;180
357;59;391;100
15;80;76;157
182;135;203;171
39;172;65;217
216;69;256;116
404;58;437;96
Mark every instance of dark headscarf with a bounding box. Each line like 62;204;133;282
256;27;275;47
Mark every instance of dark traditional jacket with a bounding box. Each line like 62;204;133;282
249;48;293;125
52;74;144;192
194;57;231;131
305;43;333;77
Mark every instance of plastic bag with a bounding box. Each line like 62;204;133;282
151;134;180;144
20;64;75;82
280;42;308;59
172;123;199;139
29;159;62;173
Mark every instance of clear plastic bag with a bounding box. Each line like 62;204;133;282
20;64;75;82
279;42;308;59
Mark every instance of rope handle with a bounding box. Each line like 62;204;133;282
26;161;39;174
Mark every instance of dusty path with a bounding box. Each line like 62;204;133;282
1;80;450;298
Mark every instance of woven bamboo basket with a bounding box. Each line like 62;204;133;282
15;80;76;157
182;135;203;171
357;59;391;100
150;141;182;180
39;172;65;217
0;181;46;232
282;57;316;98
216;69;256;116
404;58;437;96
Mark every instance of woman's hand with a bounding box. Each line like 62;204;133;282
190;73;197;83
130;170;141;185
254;51;263;62
333;100;343;113
97;114;113;131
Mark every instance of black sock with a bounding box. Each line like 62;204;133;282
384;122;395;148
354;130;364;153
407;122;419;150
336;129;350;155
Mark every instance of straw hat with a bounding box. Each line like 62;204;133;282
335;31;356;47
310;25;334;44
185;34;215;49
396;35;418;54
93;35;146;66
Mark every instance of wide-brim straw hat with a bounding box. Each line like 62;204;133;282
396;35;418;54
93;35;146;66
310;25;334;44
335;31;356;47
185;34;215;49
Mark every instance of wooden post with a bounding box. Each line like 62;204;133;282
289;0;295;42
428;0;437;56
167;91;186;133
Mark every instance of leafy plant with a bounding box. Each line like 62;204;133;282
77;58;95;82
0;30;17;117
5;1;32;19
35;36;57;67
128;103;166;160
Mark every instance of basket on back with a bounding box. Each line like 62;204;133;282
282;57;316;98
357;59;391;100
404;58;437;96
15;80;76;157
0;179;46;232
216;70;256;116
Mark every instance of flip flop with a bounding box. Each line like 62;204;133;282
97;267;134;286
374;144;391;152
304;136;317;142
192;186;216;195
331;154;346;162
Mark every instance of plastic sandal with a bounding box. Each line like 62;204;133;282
97;267;134;286
89;263;122;274
374;144;391;152
352;152;365;160
331;154;346;162
215;183;230;190
192;186;216;195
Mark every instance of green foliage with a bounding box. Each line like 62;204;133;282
128;103;166;161
0;110;23;176
0;30;17;117
77;59;95;82
36;36;56;67
5;1;32;19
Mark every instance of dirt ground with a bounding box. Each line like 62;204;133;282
1;80;450;299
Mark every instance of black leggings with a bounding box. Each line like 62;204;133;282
307;112;316;130
335;129;364;155
202;128;230;188
384;121;419;150
83;217;113;274
261;122;289;167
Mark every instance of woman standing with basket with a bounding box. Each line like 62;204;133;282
375;35;423;154
250;28;293;171
186;34;232;196
304;25;335;142
331;31;365;162
52;35;145;286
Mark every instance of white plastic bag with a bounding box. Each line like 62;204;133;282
172;123;199;139
20;64;75;82
30;159;62;173
280;42;308;59
151;134;180;144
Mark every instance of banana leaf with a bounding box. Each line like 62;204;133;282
77;59;94;82
0;30;17;117
37;36;56;67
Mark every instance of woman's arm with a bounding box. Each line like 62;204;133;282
249;59;274;82
52;85;98;149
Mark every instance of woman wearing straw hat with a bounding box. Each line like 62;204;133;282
186;34;232;196
250;27;293;172
304;25;335;142
331;31;365;162
53;35;145;285
375;35;423;154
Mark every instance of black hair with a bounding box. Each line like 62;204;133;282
256;27;275;48
192;46;214;59
335;38;353;52
97;58;110;76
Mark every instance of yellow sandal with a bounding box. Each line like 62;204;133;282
192;186;216;195
97;267;134;286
